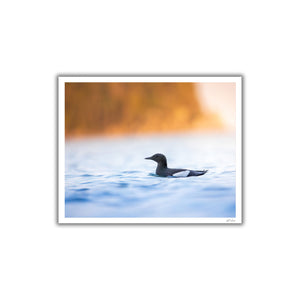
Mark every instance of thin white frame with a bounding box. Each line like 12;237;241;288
58;76;242;224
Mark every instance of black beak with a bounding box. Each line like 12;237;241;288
145;156;152;160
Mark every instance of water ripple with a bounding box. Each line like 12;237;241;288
65;134;236;218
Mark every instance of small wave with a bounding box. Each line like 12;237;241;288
65;197;89;203
122;170;140;174
148;173;160;177
75;188;89;192
203;186;233;191
220;170;235;175
118;182;129;188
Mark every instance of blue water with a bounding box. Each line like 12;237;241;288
65;132;236;218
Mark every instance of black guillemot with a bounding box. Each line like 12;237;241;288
145;153;208;177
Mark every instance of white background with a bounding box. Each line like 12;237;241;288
1;1;299;300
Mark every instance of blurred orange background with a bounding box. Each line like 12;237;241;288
65;82;235;137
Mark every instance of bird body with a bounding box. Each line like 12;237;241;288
145;153;207;177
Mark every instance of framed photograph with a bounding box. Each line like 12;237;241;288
58;76;242;224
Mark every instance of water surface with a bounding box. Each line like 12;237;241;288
65;132;236;218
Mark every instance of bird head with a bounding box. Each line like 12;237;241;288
145;153;167;167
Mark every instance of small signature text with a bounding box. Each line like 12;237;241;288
226;218;236;223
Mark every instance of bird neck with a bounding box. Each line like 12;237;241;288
157;160;167;168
